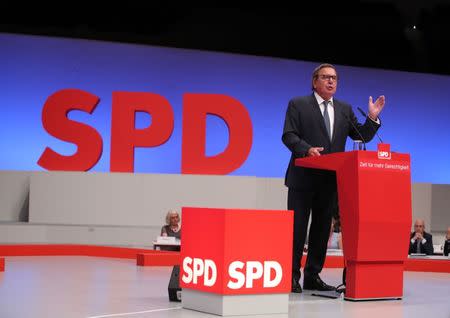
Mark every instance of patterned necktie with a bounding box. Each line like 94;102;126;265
323;100;331;140
416;238;421;253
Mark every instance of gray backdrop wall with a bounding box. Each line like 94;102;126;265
0;170;448;246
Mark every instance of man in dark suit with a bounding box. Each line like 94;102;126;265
282;63;385;293
408;219;434;255
444;226;450;256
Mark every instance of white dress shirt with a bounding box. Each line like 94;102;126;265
314;92;335;140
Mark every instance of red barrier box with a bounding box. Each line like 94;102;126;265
180;207;293;315
136;252;180;266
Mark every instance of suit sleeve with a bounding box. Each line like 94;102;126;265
282;100;311;157
347;107;381;142
408;241;415;254
423;233;434;255
444;240;450;256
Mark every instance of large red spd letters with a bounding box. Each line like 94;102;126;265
38;89;253;174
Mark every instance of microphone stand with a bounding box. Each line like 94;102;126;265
341;111;367;150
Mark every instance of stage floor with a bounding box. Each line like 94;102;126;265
0;256;449;318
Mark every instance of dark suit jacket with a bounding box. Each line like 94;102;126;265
282;94;380;189
444;239;450;256
408;232;434;255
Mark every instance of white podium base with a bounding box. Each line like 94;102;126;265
182;289;289;316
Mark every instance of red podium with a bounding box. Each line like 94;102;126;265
296;146;412;300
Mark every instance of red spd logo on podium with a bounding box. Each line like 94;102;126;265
377;143;391;160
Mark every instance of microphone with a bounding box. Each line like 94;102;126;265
356;107;384;143
341;111;366;150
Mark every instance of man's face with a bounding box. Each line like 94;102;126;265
313;67;338;100
414;221;425;234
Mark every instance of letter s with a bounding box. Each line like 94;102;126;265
227;261;245;289
38;89;102;171
182;257;193;284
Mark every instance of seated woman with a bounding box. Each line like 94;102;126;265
160;210;181;251
328;217;343;250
